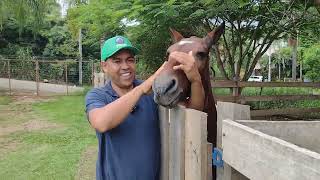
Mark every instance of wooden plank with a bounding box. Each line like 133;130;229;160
184;108;207;180
243;95;320;102
237;120;320;153
211;80;237;88
215;95;320;102
216;102;251;180
251;107;320;117
214;95;236;102
207;143;213;180
211;80;320;88
222;119;320;180
169;107;185;180
159;106;169;180
239;81;320;88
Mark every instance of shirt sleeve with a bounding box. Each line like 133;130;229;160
85;88;108;116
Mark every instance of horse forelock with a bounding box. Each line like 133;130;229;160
178;40;194;45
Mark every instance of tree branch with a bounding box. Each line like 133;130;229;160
213;45;229;80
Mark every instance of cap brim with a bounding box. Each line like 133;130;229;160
109;46;139;59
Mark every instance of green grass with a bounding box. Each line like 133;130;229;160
0;96;12;105
0;95;97;179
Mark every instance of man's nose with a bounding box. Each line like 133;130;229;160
120;61;130;69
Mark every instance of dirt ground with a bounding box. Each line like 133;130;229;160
0;95;96;179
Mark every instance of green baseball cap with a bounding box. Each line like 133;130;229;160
101;36;139;61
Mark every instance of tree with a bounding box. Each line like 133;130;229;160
124;0;320;80
0;0;56;38
303;43;320;82
65;0;320;79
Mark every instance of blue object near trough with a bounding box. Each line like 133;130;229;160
212;148;224;167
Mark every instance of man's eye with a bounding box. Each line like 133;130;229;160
127;58;135;63
113;60;121;63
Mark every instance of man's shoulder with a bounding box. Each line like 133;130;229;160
86;86;107;98
134;79;144;86
85;84;114;102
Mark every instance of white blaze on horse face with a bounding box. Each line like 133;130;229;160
178;40;193;46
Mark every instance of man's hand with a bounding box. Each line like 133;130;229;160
139;62;167;94
170;51;204;111
170;51;201;83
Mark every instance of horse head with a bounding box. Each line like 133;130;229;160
152;23;225;108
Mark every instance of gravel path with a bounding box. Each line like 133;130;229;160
0;78;84;94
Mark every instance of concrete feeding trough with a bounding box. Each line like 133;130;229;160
222;119;320;180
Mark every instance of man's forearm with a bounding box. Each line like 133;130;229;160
89;86;144;132
186;80;205;111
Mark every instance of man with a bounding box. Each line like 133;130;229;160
85;35;204;180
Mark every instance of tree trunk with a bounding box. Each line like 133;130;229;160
268;55;272;82
292;40;297;81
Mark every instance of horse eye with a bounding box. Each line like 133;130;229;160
196;52;208;60
165;52;170;61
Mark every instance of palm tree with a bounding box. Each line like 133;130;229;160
0;0;56;38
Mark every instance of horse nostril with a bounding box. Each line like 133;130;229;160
164;79;177;94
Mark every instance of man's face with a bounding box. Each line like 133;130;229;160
101;49;136;89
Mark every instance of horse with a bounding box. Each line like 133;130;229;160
152;22;225;179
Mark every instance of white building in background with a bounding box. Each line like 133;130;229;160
252;40;287;81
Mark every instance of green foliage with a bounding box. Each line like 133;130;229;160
0;0;55;37
41;24;78;57
303;43;320;81
0;0;78;58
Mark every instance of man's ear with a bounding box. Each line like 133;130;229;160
100;61;108;73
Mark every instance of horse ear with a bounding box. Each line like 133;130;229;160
204;22;225;47
169;28;184;42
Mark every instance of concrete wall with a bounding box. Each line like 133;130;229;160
238;120;320;154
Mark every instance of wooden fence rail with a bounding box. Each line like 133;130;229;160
211;80;320;88
211;80;320;117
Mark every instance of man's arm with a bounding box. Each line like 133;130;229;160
88;86;144;133
186;80;205;111
88;63;166;133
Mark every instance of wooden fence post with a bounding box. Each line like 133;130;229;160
159;106;169;180
65;62;68;95
91;60;95;86
35;59;39;96
232;81;240;103
216;101;250;180
8;60;12;95
159;106;208;180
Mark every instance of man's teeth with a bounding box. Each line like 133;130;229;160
121;73;130;77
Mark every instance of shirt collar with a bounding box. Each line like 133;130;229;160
103;79;141;98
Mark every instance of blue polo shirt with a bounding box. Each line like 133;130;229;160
85;80;160;180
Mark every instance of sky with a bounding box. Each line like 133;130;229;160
57;0;68;17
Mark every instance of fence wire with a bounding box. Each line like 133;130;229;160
0;59;100;96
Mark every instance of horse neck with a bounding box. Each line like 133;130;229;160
200;63;215;113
